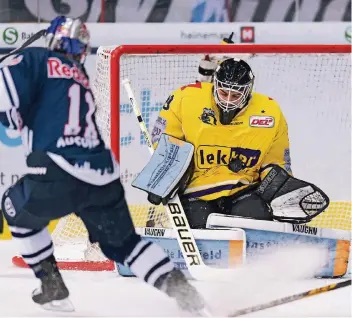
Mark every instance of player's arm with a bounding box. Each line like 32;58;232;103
260;113;292;179
256;113;329;223
151;88;185;147
0;52;41;130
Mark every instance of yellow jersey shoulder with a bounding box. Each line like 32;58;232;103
173;81;213;100
249;92;283;116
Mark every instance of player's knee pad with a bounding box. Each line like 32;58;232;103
99;231;141;264
1;179;49;229
229;186;273;221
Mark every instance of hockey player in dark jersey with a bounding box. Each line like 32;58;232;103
0;16;206;314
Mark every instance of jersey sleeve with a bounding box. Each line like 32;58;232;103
260;113;292;178
151;88;184;147
0;49;45;129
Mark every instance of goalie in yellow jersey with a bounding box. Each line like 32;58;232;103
145;58;330;229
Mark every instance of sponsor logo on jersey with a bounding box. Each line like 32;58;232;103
144;228;166;237
230;121;243;125
292;224;318;236
199;107;217;125
151;116;167;144
47;57;89;88
249;116;274;128
197;145;260;169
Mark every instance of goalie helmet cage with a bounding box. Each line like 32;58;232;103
12;44;352;271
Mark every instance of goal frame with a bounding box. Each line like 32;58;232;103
109;44;351;162
12;44;351;272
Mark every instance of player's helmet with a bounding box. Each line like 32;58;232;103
45;16;90;64
213;58;255;125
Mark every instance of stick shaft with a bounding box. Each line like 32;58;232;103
229;279;351;317
0;29;46;64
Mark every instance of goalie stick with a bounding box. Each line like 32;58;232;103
123;79;237;282
228;279;351;317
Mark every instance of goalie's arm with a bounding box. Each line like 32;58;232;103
151;88;185;146
260;112;292;179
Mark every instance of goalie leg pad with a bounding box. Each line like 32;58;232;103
132;134;194;205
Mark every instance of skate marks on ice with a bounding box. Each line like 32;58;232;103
196;244;340;316
0;269;190;317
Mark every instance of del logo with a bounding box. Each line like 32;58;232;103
197;145;260;169
249;116;274;128
199;107;217;125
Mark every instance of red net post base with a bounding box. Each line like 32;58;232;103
12;256;115;271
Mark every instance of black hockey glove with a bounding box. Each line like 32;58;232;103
256;164;330;224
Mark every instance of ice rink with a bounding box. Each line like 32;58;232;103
0;241;350;317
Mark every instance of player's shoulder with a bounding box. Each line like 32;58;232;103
15;46;50;62
16;47;74;65
250;92;283;114
174;81;213;99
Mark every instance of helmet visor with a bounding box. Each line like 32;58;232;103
214;76;253;111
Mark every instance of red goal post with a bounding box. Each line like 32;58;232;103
13;44;352;272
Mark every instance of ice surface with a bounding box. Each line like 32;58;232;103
0;241;350;317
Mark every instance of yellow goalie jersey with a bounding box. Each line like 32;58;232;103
151;81;291;201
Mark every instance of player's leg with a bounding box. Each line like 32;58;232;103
227;184;273;220
180;195;220;228
77;179;206;314
1;168;78;311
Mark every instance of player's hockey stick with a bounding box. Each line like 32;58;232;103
228;279;351;317
0;29;46;64
123;79;237;282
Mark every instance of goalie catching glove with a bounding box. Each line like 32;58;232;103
132;134;194;205
256;164;329;223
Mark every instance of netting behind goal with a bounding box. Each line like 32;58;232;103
36;45;352;270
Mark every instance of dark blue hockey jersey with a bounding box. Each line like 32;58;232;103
0;47;119;185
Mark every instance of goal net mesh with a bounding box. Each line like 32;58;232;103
51;45;351;266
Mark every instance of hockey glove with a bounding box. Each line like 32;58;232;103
256;164;330;223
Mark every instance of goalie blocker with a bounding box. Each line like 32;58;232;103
133;134;329;227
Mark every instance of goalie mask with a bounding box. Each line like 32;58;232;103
213;58;255;125
45;16;90;64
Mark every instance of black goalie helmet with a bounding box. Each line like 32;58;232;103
213;58;255;124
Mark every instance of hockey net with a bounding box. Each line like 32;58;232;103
12;44;352;271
